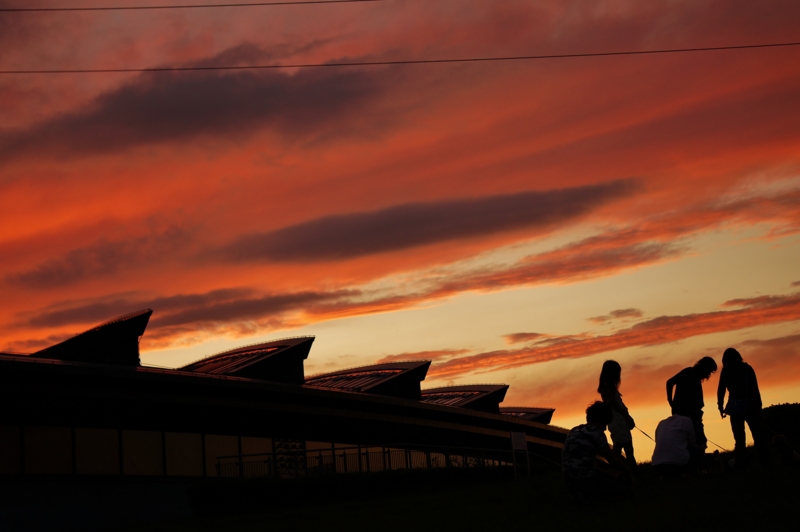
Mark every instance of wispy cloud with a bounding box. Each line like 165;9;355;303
587;308;643;324
427;291;800;379
504;332;545;345
0;44;392;161
6;227;191;289
216;180;639;262
376;349;469;364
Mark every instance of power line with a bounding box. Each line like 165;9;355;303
0;0;385;12
2;41;799;75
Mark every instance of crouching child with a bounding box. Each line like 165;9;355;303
562;401;634;503
651;412;701;478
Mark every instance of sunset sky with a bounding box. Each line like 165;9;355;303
2;0;799;458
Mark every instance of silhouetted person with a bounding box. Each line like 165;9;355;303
597;360;637;473
717;348;770;470
562;401;632;503
666;357;717;452
651;413;700;479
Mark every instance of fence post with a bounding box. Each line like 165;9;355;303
425;450;432;470
509;432;529;479
511;449;517;478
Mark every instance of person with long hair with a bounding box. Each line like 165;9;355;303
597;360;637;472
717;347;770;469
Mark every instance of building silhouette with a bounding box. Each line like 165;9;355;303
0;310;565;478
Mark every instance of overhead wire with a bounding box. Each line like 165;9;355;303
0;0;385;12
2;41;799;75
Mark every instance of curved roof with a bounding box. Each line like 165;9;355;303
305;360;430;400
420;384;509;414
30;309;152;366
180;336;314;384
499;406;555;424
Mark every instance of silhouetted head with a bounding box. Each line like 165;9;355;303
597;360;622;393
586;401;613;427
722;348;743;367
694;356;718;380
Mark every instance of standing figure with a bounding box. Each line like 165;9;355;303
666;356;717;451
598;360;637;472
717;348;770;469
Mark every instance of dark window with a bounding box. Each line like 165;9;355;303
76;428;120;475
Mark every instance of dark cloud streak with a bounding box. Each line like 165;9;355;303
0;44;388;160
219;180;639;262
7;228;191;289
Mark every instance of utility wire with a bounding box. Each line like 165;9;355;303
2;41;799;75
0;0;384;12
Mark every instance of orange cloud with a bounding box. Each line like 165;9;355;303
587;308;644;324
7;181;799;353
3;0;800;360
428;292;800;379
504;333;546;345
376;349;469;364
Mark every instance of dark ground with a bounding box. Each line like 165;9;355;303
121;453;799;532
86;403;800;531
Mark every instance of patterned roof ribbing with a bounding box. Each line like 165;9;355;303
305;369;404;391
304;360;430;399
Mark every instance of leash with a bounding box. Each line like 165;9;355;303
636;427;656;442
706;438;731;453
638;426;732;453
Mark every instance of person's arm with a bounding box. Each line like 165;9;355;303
598;446;626;468
666;374;678;407
717;368;727;418
748;365;763;410
597;446;633;483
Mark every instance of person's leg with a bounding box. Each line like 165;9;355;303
745;411;771;468
619;441;638;474
689;411;710;471
687;446;703;475
691;411;707;451
730;415;748;469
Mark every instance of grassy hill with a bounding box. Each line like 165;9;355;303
763;403;800;447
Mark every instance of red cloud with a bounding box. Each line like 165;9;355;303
504;333;546;345
588;308;644;324
428;292;800;379
376;349;469;364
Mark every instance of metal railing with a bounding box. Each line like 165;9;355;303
215;443;527;479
